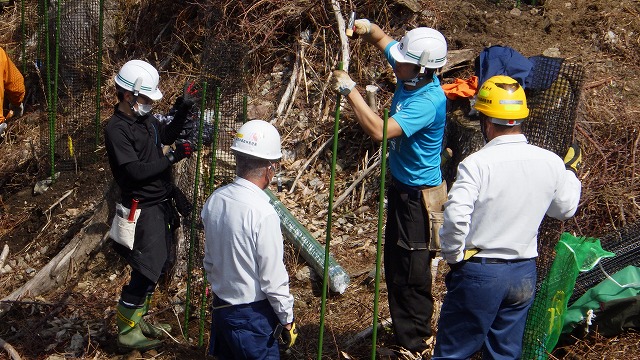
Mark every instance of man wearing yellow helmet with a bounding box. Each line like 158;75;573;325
433;75;582;359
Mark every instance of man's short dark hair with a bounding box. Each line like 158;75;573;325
116;85;128;102
236;153;270;179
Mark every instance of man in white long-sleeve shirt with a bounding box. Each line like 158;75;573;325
202;120;296;359
433;76;582;360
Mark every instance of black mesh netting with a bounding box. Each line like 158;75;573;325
522;57;585;158
36;0;103;173
522;60;585;359
172;38;248;328
442;57;585;360
569;220;640;304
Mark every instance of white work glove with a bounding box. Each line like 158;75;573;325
331;70;356;96
9;103;24;118
353;19;372;36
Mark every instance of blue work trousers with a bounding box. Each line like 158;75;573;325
208;298;280;360
433;258;536;360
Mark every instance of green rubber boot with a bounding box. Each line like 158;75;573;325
139;293;172;338
116;302;162;352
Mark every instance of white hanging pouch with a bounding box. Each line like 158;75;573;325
109;203;141;250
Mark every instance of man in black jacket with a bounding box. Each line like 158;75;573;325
104;59;194;352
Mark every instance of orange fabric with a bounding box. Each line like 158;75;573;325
1;46;25;122
441;76;478;100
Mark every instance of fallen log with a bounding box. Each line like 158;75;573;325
0;183;117;317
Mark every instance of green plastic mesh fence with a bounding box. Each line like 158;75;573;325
35;0;103;173
570;220;640;304
18;0;40;89
521;234;614;359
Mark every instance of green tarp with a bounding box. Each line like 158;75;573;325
562;265;640;336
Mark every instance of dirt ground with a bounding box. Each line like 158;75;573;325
1;0;640;359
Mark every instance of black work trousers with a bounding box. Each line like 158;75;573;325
113;201;177;284
120;268;156;306
384;185;434;352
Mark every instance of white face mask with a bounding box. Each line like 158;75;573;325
133;101;153;116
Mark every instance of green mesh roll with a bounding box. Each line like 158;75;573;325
522;233;614;359
265;189;350;294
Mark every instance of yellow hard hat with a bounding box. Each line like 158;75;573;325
474;75;529;125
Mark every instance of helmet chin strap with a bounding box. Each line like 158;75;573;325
403;69;425;87
128;77;143;113
404;51;431;87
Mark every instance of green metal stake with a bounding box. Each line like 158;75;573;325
371;109;389;359
196;82;209;347
317;61;343;359
184;82;208;338
94;0;105;151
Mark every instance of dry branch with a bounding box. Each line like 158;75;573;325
583;77;612;90
0;337;22;360
46;189;75;214
333;155;383;211
0;187;113;317
275;43;301;119
0;244;8;270
329;0;350;71
288;130;344;194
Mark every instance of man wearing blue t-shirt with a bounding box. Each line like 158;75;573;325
331;20;448;354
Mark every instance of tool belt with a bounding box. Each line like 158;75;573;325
420;181;448;253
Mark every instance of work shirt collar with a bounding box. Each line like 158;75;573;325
113;104;149;125
234;176;270;202
484;133;528;149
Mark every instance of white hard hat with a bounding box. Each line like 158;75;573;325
231;120;282;160
114;60;163;100
389;27;447;69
